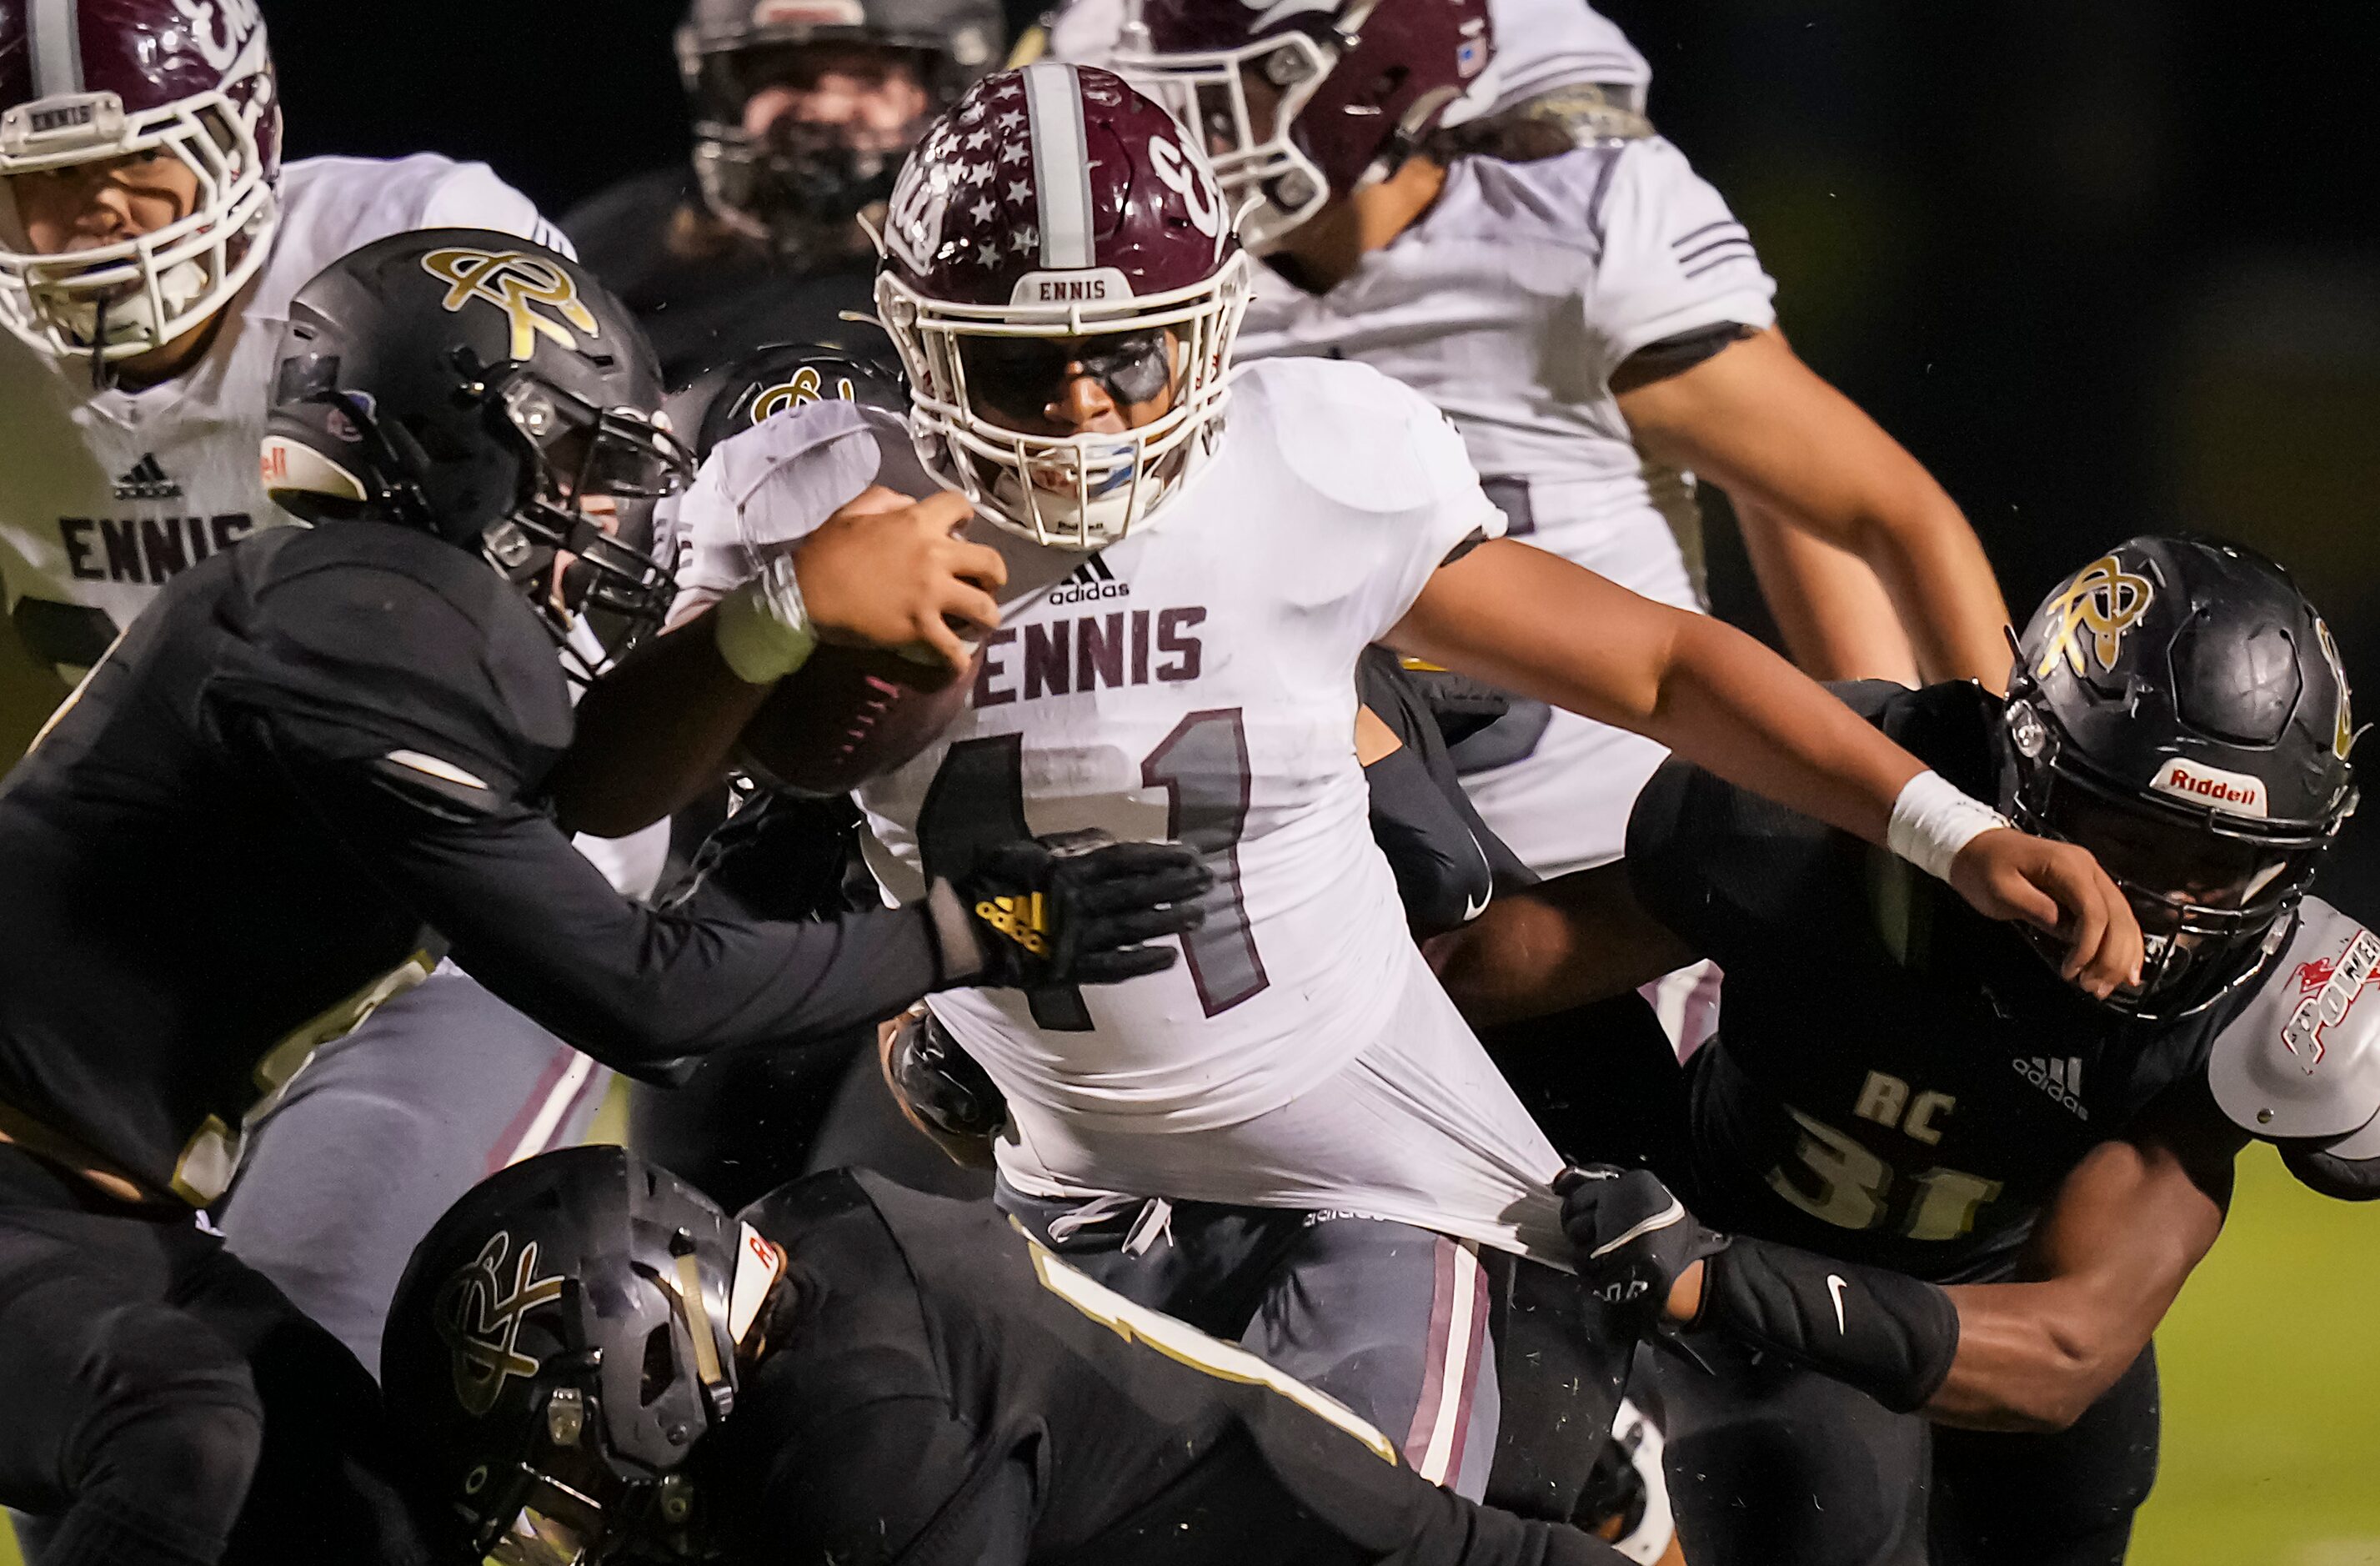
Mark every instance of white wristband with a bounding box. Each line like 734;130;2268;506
712;554;819;686
1886;770;2012;882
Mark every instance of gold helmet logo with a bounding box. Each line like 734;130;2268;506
2318;617;2356;760
2037;555;2156;680
750;365;858;426
420;248;600;363
432;1231;566;1418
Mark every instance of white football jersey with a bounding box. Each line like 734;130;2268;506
1237;138;1777;877
854;359;1564;1244
0;153;569;674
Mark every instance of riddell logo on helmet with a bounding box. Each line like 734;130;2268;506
2149;758;2268;818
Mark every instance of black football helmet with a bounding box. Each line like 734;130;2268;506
263;229;694;641
691;340;907;459
677;0;1001;253
2002;536;2359;1018
383;1147;756;1565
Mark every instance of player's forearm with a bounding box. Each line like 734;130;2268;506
1832;479;2010;691
1638;611;1924;846
549;606;773;837
1621;329;2009;689
1427;864;1693;1027
1732;497;1919;685
1394;542;1922;846
1925;1281;2150;1433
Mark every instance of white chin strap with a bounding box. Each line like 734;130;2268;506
48;257;211;350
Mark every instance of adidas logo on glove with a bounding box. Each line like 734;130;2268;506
975;893;1051;956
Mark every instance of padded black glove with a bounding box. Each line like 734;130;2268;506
1556;1164;1730;1328
960;830;1212;989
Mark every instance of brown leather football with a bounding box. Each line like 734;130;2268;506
738;641;981;795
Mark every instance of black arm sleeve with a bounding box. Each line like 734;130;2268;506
206;545;985;1077
1696;1237;1961;1413
246;720;983;1080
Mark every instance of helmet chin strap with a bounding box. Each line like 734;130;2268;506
72;258;213;389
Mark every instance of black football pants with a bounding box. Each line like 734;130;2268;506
1654;1329;2161;1566
0;1147;431;1566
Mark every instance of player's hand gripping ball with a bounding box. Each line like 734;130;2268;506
739;488;1002;794
960;830;1213;989
1556;1165;1731;1329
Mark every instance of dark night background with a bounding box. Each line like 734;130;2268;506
256;0;2380;891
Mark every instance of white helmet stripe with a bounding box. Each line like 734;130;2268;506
29;0;86;98
1023;62;1096;270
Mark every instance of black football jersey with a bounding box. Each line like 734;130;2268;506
1626;681;2241;1282
561;169;886;392
718;1170;1611;1566
0;525;956;1201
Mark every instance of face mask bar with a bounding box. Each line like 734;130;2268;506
2007;737;2336;1019
874;255;1250;551
684;38;959;247
1110;30;1335;253
0;81;277;364
491;370;695;630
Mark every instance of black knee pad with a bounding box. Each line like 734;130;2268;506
1659;1347;1928;1566
66;1304;263;1541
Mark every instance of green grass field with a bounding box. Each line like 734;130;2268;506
5;1142;2373;1566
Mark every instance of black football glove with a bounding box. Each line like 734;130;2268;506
1555;1164;1731;1330
959;830;1212;990
887;1007;1010;1142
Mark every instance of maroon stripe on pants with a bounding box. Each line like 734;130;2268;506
1438;1252;1493;1485
485;1044;579;1175
1403;1237;1461;1471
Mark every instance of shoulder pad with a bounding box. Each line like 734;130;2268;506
1235;359;1477;517
2207;897;2380;1154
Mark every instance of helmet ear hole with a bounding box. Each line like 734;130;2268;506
640;1322;679;1407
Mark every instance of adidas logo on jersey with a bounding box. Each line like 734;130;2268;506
2013;1055;2089;1120
113;454;182;501
1046;554;1129;605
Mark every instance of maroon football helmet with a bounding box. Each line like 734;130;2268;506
0;0;282;364
874;62;1249;550
1112;0;1492;250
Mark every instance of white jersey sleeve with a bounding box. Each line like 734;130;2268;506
417;160;578;258
1235;357;1506;645
1576;137;1778;389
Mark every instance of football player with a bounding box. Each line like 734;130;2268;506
623;342;1006;1210
0;229;1208;1566
1438;537;2365;1564
1104;0;2012;888
0;0;656;1382
554;63;2142;1503
387;1146;1646;1566
564;0;1003;390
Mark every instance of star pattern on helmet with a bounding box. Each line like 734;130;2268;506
971;198;995;223
998;110;1025;130
1010;225;1038;255
965;129;990;151
990;78;1021;100
1007;179;1031;201
1000;142;1029;165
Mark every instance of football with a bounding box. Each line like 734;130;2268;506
738;640;981;795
